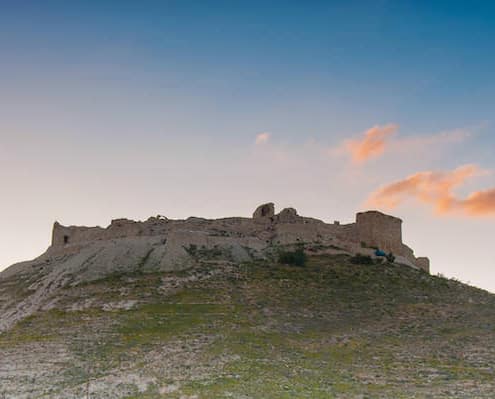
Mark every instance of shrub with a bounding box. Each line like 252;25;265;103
350;253;374;265
386;252;396;263
278;248;307;267
184;244;198;256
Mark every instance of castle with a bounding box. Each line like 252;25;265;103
50;203;430;272
0;203;429;332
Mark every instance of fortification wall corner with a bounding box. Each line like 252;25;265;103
51;222;64;246
415;257;430;273
51;222;105;247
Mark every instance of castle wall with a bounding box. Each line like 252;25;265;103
415;257;430;273
51;218;170;247
50;204;430;273
356;211;403;255
334;223;359;243
52;222;105;247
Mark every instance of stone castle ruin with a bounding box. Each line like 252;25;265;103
0;203;429;332
50;203;429;273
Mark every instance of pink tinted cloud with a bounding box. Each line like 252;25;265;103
366;164;495;216
460;189;495;215
338;125;472;164
344;124;398;163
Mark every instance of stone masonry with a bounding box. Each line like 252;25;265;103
50;203;430;272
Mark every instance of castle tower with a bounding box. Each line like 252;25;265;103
52;222;70;246
356;211;403;254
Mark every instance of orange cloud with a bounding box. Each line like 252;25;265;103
344;124;398;163
366;165;495;216
454;189;495;216
337;124;473;164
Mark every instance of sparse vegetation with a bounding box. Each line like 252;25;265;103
184;244;224;260
349;253;374;265
386;251;396;263
1;254;494;398
184;244;198;256
278;247;307;267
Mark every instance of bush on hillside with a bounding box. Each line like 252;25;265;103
386;252;396;263
278;247;307;267
350;253;374;265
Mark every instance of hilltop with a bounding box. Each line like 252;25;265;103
0;205;493;398
0;203;428;332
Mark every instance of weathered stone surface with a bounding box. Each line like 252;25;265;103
252;202;275;219
356;211;403;255
276;207;300;223
416;257;430;273
49;203;427;270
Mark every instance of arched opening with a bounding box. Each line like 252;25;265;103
63;235;69;245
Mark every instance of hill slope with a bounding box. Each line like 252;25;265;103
0;253;494;398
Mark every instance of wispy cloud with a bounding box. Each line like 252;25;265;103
366;164;495;216
460;189;495;216
336;124;473;164
255;132;271;145
342;124;398;163
392;128;472;151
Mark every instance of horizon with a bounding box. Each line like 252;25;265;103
1;1;495;293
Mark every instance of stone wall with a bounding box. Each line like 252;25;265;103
52;222;105;247
356;211;403;255
50;204;430;273
51;218;172;247
416;257;430;273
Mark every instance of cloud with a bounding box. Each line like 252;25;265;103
392;128;472;151
255;132;271;145
366;164;495;216
343;124;398;163
337;124;473;164
460;189;495;215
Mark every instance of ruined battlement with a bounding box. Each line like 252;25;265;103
50;203;429;272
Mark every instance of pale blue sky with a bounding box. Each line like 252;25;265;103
1;1;494;291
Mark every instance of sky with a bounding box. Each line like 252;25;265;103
1;1;495;291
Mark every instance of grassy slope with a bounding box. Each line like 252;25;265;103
1;254;494;398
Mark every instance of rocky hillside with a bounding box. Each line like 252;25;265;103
0;250;494;398
0;205;430;333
